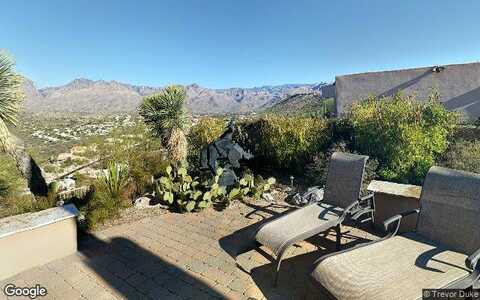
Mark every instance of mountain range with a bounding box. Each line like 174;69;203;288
22;78;326;115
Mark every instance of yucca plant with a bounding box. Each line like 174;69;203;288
99;162;129;198
0;50;48;196
138;85;189;166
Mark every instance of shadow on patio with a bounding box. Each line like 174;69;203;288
78;233;226;299
248;230;375;299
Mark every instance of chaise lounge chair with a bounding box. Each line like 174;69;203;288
308;166;480;300
254;152;373;286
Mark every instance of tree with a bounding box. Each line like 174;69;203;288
138;85;189;166
0;51;48;196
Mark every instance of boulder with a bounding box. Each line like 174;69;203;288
134;197;152;208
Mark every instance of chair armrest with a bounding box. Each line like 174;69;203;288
341;201;360;221
383;209;420;236
359;193;374;204
466;248;480;270
351;208;374;221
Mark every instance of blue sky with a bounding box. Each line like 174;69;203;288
2;0;480;89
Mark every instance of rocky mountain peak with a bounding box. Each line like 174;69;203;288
22;77;323;115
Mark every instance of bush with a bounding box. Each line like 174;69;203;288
98;162;129;199
0;194;57;219
96;123;167;197
241;115;331;171
84;184;128;230
0;155;26;199
439;139;480;173
349;93;458;184
187;117;226;167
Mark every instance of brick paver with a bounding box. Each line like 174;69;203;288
0;200;379;299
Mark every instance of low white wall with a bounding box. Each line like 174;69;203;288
0;204;79;281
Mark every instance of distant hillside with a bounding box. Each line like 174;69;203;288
22;78;325;115
266;92;335;115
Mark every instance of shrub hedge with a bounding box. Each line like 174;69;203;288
187;93;459;185
349;93;458;184
240;115;331;171
439;139;480;174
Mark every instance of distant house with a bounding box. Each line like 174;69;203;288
334;62;480;120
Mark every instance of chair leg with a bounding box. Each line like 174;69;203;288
371;211;376;230
335;224;342;251
273;249;287;287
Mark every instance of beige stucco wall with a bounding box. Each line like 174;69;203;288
368;180;422;233
335;62;480;120
373;193;420;233
0;218;77;281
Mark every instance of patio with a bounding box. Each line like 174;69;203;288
0;200;379;300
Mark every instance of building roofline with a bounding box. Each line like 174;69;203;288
335;61;480;80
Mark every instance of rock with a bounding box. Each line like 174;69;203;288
57;179;76;191
262;193;274;202
134;197;152;208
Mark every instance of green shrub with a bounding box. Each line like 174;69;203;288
439;139;480;173
0;194;57;219
241;115;331;171
0;155;26;198
350;93;458;184
82;160;132;230
98;162;129;199
84;184;128;230
96;123;167;197
187;117;226;167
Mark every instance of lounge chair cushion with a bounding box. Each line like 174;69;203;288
256;202;344;256
417;167;480;254
311;232;469;300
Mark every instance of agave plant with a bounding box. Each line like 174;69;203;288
138;85;189;165
99;162;129;198
0;51;48;196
